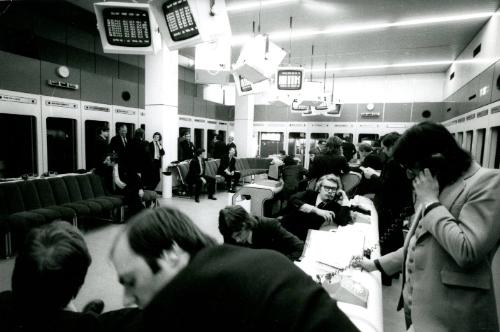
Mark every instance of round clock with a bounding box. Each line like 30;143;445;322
366;103;375;111
56;66;70;78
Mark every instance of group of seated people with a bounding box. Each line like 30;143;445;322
3;121;500;332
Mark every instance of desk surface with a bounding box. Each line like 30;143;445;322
296;196;383;332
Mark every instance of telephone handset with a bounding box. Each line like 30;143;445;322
419;153;446;177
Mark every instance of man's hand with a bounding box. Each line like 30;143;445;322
200;177;207;185
313;207;336;224
359;166;380;179
138;189;144;198
413;168;439;205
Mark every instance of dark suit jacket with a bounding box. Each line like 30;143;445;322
283;190;352;240
308;153;349;179
178;140;195;162
218;155;236;175
187;157;207;183
88;135;109;170
149;141;165;161
109;135;128;161
213;141;227;159
143;245;359;332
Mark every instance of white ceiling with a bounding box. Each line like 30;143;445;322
68;0;499;78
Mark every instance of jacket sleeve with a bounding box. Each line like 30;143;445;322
421;169;500;268
263;217;304;261
288;191;310;210
377;247;404;275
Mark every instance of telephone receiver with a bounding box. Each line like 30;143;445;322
419;153;446;177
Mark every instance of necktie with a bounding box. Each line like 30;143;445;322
317;201;327;209
155;142;160;159
122;137;127;147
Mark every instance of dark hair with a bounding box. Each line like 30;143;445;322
153;132;162;140
283;155;297;166
218;206;256;243
358;142;373;153
120;207;217;273
99;126;109;134
325;136;343;155
134;128;145;140
12;221;91;310
195;148;205;156
392;121;472;186
279;150;286;155
381;132;401;149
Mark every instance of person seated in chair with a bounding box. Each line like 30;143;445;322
281;174;352;240
218;147;240;193
187;148;217;203
218;205;304;261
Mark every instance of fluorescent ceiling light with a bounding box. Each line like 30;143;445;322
230;12;496;45
227;0;297;12
305;58;497;73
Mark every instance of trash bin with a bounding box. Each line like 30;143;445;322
162;171;172;198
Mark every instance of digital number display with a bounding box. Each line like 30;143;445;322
103;8;151;47
239;76;253;92
277;70;303;90
163;0;199;41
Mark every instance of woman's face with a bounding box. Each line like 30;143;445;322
153;134;160;142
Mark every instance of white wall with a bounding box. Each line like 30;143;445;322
334;73;445;103
444;9;500;98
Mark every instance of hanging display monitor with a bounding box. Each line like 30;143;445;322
233;74;270;96
94;2;161;54
276;67;304;90
151;0;231;51
291;99;309;113
163;0;199;41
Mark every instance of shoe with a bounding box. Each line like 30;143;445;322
195;197;200;203
208;196;217;200
82;299;105;315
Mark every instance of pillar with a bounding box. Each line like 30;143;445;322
145;43;178;169
234;92;254;157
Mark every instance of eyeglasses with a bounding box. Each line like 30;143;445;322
322;185;338;192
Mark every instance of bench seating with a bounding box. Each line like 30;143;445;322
0;173;124;258
173;158;272;195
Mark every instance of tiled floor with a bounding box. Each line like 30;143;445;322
0;193;406;331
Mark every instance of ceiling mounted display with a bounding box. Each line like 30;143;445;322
290;99;309;113
233;74;270;96
94;2;162;55
276;67;304;91
232;34;287;83
150;0;231;51
195;38;232;84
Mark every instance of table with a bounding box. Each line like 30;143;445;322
295;195;383;332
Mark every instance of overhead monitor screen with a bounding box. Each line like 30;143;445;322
103;8;151;47
163;0;199;41
239;76;253;93
277;69;303;90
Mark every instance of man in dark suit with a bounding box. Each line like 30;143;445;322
218;205;304;261
109;207;359;332
217;146;240;192
109;124;129;162
309;136;350;180
178;131;196;162
281;174;352;240
212;133;227;159
87;125;110;171
187;148;216;202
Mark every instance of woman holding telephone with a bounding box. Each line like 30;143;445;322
149;132;165;190
354;122;500;332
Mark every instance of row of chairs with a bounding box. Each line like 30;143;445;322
0;173;124;258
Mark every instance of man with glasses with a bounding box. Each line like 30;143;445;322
280;174;352;240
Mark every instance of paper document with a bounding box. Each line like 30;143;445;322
301;229;365;269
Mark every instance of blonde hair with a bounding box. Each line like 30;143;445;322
315;174;342;191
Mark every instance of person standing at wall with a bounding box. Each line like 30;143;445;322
213;133;228;159
109;124;128;163
178;131;195;162
148;132;165;191
87;125;110;171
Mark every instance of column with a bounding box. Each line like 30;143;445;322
234;92;254;157
145;44;178;169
